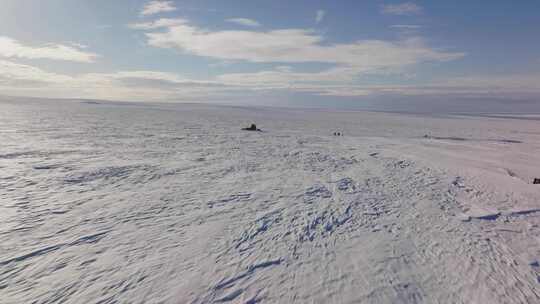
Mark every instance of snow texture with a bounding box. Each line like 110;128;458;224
1;100;540;303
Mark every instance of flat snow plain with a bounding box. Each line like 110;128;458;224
1;100;540;303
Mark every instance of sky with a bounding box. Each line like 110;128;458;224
0;0;539;107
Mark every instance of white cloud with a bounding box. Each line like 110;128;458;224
0;60;219;90
141;0;177;16
0;36;98;63
225;18;261;27
2;59;540;100
129;18;465;98
274;65;293;72
309;74;540;97
381;3;422;15
217;67;361;87
217;67;540;97
132;18;464;74
0;59;238;101
129;18;188;30
390;24;421;29
0;60;73;87
316;10;326;23
69;42;88;49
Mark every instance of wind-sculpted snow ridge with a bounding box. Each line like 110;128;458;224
1;101;540;303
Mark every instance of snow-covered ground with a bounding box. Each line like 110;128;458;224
1;100;540;303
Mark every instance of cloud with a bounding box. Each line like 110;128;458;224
129;18;188;30
0;59;238;101
225;18;261;27
130;18;465;98
306;74;540;97
217;67;363;87
390;24;421;29
381;3;422;15
0;60;73;87
0;36;98;63
2;59;540;101
132;18;464;74
141;0;177;16
69;42;88;49
217;66;540;98
316;10;326;23
274;65;293;72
